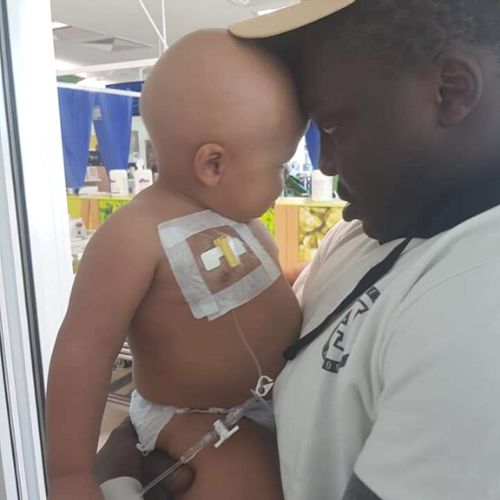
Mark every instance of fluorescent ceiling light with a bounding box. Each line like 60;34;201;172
52;22;68;30
229;0;296;7
229;0;287;6
77;78;111;89
257;8;279;15
55;59;77;71
254;4;290;15
56;58;158;77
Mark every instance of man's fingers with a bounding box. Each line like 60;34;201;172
143;450;195;500
96;418;142;484
161;466;196;495
96;418;195;499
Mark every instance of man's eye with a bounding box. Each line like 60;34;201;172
323;125;340;136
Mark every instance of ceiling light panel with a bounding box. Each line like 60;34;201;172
229;0;285;6
80;37;153;52
52;26;104;43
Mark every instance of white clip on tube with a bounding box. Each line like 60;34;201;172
136;399;251;499
214;419;240;448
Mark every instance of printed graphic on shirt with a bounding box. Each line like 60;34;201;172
322;286;381;373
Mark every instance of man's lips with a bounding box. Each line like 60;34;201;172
337;185;354;204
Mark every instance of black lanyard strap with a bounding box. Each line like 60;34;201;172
283;237;412;361
283;172;500;362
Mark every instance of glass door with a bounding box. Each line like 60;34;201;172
0;0;73;497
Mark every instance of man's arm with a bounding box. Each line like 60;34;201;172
46;207;161;500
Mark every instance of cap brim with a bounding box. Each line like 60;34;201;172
229;0;356;39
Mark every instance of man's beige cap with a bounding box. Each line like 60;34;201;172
229;0;356;39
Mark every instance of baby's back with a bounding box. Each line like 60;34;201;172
127;188;302;410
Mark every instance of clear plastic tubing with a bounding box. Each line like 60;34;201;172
137;402;248;498
136;310;266;499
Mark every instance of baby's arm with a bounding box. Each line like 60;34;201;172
249;218;308;284
247;219;280;264
46;206;162;500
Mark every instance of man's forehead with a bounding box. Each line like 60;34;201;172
300;82;332;118
296;46;401;115
295;47;333;111
296;55;353;116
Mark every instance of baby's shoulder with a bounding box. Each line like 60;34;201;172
103;198;159;232
94;196;168;260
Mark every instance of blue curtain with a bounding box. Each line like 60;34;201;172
58;88;95;188
305;121;321;169
93;93;133;171
107;81;144;116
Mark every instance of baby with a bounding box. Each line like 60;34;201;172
46;30;306;500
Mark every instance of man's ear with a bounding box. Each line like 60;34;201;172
436;49;483;127
193;143;226;188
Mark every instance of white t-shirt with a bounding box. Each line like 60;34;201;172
275;205;500;500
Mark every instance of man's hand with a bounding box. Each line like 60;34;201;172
143;450;195;500
95;418;142;485
96;418;195;500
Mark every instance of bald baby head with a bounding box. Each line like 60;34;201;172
141;29;305;221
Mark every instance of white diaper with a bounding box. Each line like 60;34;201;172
130;390;275;455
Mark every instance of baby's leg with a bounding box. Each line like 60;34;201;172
156;413;284;500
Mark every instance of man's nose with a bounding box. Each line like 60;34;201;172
319;133;337;176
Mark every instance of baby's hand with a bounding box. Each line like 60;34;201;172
49;473;104;500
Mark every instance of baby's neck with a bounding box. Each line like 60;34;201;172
149;181;208;214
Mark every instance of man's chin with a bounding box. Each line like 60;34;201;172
342;202;362;222
360;222;382;241
342;204;398;242
344;210;385;242
361;218;412;244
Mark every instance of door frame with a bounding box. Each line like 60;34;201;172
0;0;73;497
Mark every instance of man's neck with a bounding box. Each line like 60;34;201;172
407;169;500;241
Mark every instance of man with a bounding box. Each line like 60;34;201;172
97;0;500;499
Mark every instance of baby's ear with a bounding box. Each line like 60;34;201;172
193;143;226;188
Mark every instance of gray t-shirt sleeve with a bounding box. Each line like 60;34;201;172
355;263;500;500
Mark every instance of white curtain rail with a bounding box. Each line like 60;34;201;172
56;58;158;77
57;82;142;98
